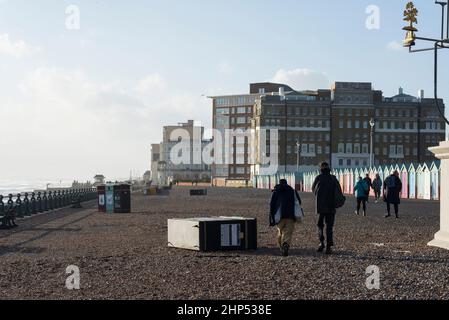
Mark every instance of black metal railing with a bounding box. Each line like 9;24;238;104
0;188;97;229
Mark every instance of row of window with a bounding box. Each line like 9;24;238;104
263;106;331;117
338;120;371;129
215;97;256;107
263;118;331;128
216;106;253;115
285;144;331;155
337;143;370;154
338;159;369;167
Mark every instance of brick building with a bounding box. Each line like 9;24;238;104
211;82;446;183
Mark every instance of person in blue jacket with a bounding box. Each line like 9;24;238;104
354;177;369;217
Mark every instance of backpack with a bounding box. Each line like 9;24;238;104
333;177;346;209
386;176;396;189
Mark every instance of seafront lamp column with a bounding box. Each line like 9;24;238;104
369;118;376;168
296;140;301;172
401;1;449;249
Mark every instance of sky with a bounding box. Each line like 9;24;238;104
0;0;447;182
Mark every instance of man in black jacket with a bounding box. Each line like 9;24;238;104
312;162;343;254
383;170;403;219
270;179;302;257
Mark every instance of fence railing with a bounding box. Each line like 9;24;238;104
0;188;97;229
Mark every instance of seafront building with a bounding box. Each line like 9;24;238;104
210;82;446;186
152;120;212;185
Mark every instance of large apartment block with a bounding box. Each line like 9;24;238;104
210;83;294;185
152;120;212;185
211;81;446;184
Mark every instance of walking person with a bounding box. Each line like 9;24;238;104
363;174;372;202
383;170;403;219
372;174;382;203
354;177;369;216
312;162;345;255
269;179;303;257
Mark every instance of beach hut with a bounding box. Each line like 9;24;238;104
416;164;425;199
430;162;440;200
400;164;408;199
422;163;431;200
408;164;417;199
383;166;391;183
343;169;350;194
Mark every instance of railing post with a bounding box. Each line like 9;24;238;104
30;192;37;214
15;194;23;218
37;192;43;213
43;192;48;212
23;193;30;216
48;191;55;210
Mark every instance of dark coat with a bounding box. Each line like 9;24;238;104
363;177;372;190
383;175;403;205
312;170;342;215
372;177;382;191
270;183;301;225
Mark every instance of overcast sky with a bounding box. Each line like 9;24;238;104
0;0;447;182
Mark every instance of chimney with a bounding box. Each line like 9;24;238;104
279;87;285;97
418;90;424;100
399;87;404;95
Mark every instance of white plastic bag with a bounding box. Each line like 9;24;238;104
294;196;305;222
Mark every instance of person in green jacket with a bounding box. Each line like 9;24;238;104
354;177;369;217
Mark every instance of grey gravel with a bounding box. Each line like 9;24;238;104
0;187;448;300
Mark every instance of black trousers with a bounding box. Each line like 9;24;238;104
318;213;335;247
387;203;399;216
357;198;367;213
374;190;381;200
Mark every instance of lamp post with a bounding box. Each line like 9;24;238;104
403;1;449;250
369;118;376;168
296;140;301;172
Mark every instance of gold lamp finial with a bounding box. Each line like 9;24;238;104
403;2;419;47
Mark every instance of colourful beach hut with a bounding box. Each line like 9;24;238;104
422;163;431;200
344;169;351;194
416;164;425;199
430;162;440;200
408;164;417;199
400;164;409;199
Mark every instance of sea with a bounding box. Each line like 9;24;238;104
0;179;74;197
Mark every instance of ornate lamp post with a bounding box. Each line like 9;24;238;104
403;2;449;250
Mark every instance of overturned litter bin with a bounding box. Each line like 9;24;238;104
168;217;257;252
190;189;208;196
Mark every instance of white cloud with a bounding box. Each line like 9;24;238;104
387;40;403;51
0;67;210;181
272;68;330;90
217;62;233;75
0;33;41;58
135;73;166;94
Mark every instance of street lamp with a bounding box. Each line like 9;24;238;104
296;140;301;172
402;1;449;128
404;1;449;251
369;118;376;168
